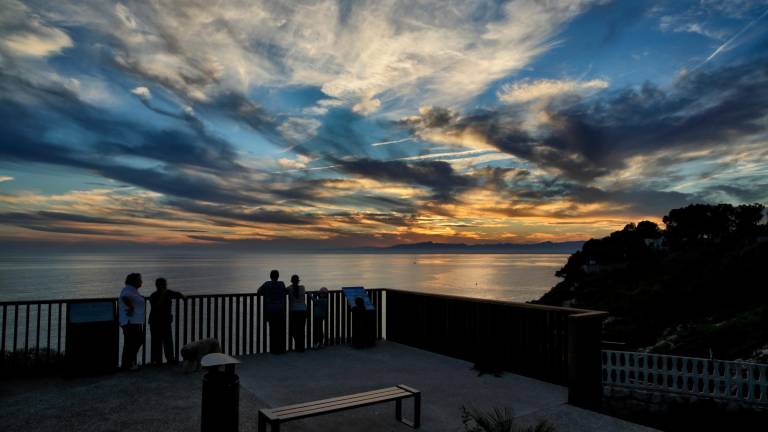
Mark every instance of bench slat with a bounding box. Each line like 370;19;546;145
266;386;405;414
270;392;413;420
271;389;410;416
397;384;420;395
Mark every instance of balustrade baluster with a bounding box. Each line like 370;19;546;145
213;297;219;341
24;304;30;353
191;299;196;346
57;303;62;354
46;304;52;363
233;296;239;356
183;298;188;349
1;305;6;360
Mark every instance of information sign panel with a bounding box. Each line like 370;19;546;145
341;286;375;310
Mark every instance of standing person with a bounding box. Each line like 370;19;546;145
119;273;145;371
288;274;307;352
312;287;329;349
148;277;184;365
257;270;288;354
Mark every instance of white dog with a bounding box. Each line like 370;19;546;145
180;338;222;373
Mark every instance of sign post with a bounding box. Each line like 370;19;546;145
65;300;119;376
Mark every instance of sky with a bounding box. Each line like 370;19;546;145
1;0;767;249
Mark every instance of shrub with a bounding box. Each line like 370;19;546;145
461;406;556;432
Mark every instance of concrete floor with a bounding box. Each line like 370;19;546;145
0;342;656;432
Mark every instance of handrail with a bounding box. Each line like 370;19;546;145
1;288;609;409
381;288;602;314
0;289;388;369
0;288;385;305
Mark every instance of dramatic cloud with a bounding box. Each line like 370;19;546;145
1;0;766;247
0;1;73;57
331;157;475;202
498;79;609;104
401;56;768;182
26;0;601;110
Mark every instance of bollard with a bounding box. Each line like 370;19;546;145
200;353;240;432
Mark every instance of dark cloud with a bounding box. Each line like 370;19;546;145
400;56;768;182
326;211;414;227
95;128;242;172
398;106;459;129
0;75;268;206
0;211;124;225
0;208;133;235
164;198;317;225
203;92;274;132
700;184;768;203
565;185;694;216
330;157;474;202
18;225;131;237
332;194;415;214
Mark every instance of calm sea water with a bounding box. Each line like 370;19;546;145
0;252;567;302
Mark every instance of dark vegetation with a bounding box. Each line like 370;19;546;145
603;396;768;432
536;203;768;361
461;406;556;432
0;348;64;378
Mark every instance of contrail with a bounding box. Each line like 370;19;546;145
371;137;413;147
700;8;768;66
396;149;490;162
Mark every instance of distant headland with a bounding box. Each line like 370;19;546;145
351;240;584;254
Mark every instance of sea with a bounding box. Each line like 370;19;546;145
0;252;568;302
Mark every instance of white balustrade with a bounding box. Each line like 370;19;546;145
602;350;768;405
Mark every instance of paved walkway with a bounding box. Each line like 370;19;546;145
0;342;656;431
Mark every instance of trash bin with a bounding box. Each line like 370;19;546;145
65;300;118;376
201;353;240;432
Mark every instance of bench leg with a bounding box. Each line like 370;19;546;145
258;412;268;432
395;394;421;428
413;392;421;429
258;412;281;432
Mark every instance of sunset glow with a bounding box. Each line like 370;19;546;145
1;0;767;248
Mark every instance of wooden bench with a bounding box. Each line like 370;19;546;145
258;384;421;431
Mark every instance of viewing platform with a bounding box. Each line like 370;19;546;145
0;289;656;431
0;341;655;431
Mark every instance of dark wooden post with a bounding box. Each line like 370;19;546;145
567;311;607;410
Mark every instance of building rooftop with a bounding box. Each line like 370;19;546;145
0;341;656;432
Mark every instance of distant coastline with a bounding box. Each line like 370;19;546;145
0;240;585;255
348;240;584;254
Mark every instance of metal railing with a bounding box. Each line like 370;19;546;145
0;300;68;366
384;288;607;408
602;350;768;405
0;289;606;408
0;289;386;368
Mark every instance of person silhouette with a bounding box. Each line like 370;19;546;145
148;277;184;365
352;296;374;348
288;274;307;352
312;287;329;349
257;270;288;354
118;273;145;371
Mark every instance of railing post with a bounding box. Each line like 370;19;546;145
568;311;607;410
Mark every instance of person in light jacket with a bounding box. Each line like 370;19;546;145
288;274;307;352
119;273;145;371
